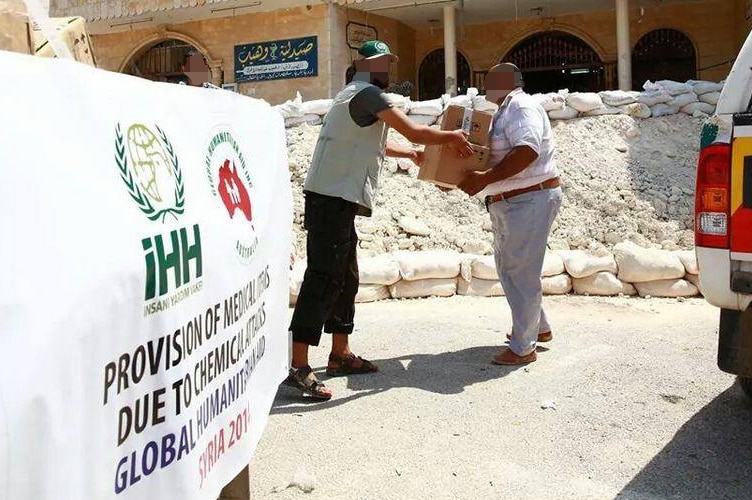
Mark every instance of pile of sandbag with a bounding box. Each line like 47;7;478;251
288;243;702;304
276;78;723;129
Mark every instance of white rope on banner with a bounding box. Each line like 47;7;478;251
23;0;74;60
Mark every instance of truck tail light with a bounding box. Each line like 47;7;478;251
695;143;732;248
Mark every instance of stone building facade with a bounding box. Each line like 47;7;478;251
50;0;750;104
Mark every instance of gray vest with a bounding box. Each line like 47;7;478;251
304;80;389;213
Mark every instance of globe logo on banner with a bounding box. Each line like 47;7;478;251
205;127;258;264
115;123;185;222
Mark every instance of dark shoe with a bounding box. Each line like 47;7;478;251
326;353;378;377
492;347;537;366
282;366;332;400
506;331;553;343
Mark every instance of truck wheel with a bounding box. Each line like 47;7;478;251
740;377;752;401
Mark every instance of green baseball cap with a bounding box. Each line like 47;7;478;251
358;40;399;62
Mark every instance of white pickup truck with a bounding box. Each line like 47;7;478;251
695;31;752;401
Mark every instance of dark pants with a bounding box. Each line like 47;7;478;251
290;192;360;346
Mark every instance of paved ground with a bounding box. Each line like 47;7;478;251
248;296;752;500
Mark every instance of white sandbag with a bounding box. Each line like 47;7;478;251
409;114;438;126
389;278;457;299
674;250;698;275
599;90;639;107
448;94;473;108
638;90;673;106
559;250;618;279
620;102;652;119
542;274;572;295
274;91;304;118
304;114;322;126
284;116;308;128
671;92;698;108
409;98;445;116
548;106;579;120
355;284;390;303
687;80;724;95
472;95;499;113
470;254;498;281
395;250;462;281
614;241;686;283
532;92;566;112
573;271;636;296
685;273;702;294
384;92;410;112
359;255;401;285
457;277;504;297
655;80;693;96
700;92;721;105
681;102;715;115
650;103;680;117
542;252;565;277
566;92;604;113
634;279;699;298
301;98;333;116
583;105;623;117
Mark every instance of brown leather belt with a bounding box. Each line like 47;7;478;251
485;177;561;207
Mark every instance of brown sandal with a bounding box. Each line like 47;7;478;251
283;366;332;400
326;353;378;377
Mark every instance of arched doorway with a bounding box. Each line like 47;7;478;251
124;39;211;86
632;29;696;89
502;31;606;94
418;49;471;100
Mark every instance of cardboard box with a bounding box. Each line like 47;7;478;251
419;143;491;188
0;0;31;55
441;105;493;146
418;105;494;188
32;17;96;66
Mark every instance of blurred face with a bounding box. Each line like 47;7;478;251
354;55;393;89
485;71;517;105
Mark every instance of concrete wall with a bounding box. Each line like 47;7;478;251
414;0;740;90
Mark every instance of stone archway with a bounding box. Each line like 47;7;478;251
501;30;607;94
632;29;697;90
120;30;222;86
418;49;471;100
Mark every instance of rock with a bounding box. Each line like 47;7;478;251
573;272;636;296
634;279;699;298
558;250;618;278
614;241;686;283
674;250;699;274
462;240;492;255
398;216;431;236
397;158;413;171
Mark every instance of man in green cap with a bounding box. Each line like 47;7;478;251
285;40;472;400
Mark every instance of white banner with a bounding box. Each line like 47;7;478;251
0;51;292;499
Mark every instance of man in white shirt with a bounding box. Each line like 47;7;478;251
459;63;562;365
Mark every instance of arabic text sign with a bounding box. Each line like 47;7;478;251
235;36;318;82
0;51;292;499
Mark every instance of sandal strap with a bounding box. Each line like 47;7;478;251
289;366;327;390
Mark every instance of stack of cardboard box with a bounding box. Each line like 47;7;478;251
418;105;494;188
0;1;95;67
0;0;32;55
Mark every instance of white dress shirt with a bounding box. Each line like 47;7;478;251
479;88;558;197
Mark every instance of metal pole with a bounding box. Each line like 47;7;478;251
615;0;631;90
443;4;457;96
